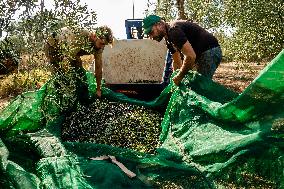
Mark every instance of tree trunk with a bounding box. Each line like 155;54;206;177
176;0;187;20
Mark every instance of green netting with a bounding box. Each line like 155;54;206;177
0;49;283;188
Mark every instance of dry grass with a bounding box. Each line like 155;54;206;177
0;69;51;110
213;61;267;93
0;97;12;111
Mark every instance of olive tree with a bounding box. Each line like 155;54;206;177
5;0;96;53
0;0;97;72
223;0;283;61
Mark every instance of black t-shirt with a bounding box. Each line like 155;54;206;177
167;20;219;58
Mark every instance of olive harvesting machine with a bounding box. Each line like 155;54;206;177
103;19;170;101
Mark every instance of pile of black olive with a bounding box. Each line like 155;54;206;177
61;98;163;154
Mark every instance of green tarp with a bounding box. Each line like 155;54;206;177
0;49;283;188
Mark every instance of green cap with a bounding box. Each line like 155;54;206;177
143;15;161;35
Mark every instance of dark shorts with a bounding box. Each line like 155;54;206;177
195;46;222;79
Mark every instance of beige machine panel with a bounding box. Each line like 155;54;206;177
101;39;167;83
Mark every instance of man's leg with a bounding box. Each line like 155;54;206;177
196;46;222;79
70;57;90;106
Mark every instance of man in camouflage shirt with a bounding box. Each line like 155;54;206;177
45;26;113;97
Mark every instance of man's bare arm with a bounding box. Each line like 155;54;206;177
172;41;196;85
172;51;182;71
94;52;103;96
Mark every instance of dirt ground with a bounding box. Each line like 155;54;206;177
213;61;266;93
0;61;267;111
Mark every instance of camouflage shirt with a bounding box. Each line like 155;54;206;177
46;27;102;59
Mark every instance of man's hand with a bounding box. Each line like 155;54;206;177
96;89;102;98
172;74;183;86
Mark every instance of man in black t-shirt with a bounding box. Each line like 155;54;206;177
143;15;222;85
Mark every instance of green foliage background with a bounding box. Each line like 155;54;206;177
1;0;282;64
